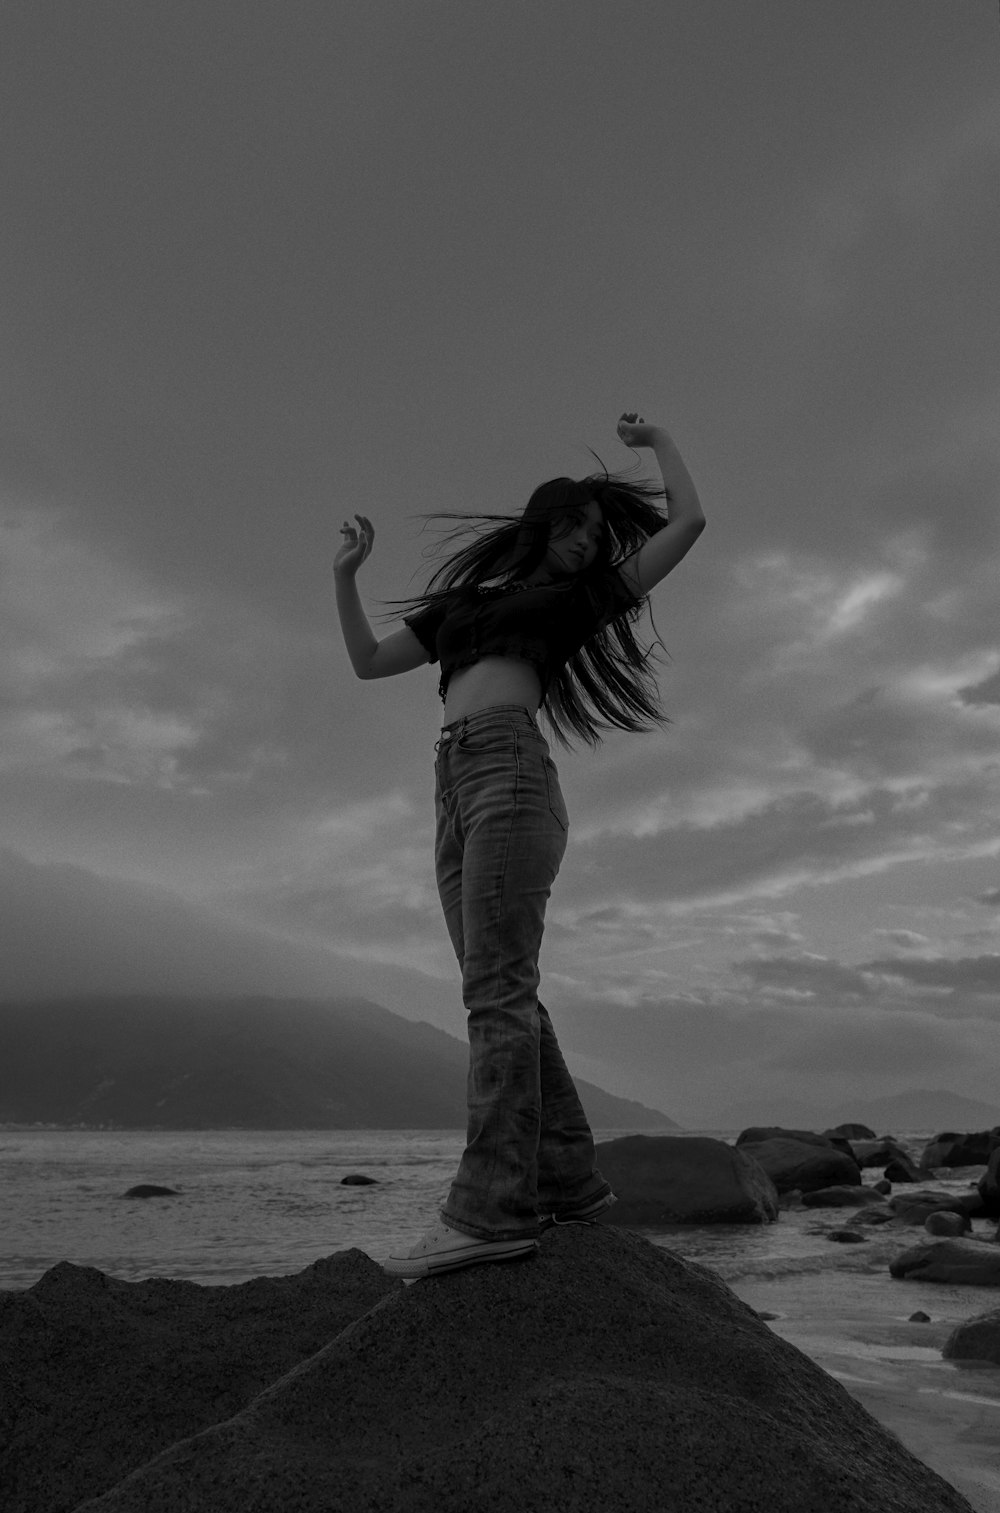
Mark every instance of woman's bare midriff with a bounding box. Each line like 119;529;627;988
442;657;543;723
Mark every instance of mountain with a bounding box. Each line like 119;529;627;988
824;1088;1000;1135
700;1088;1000;1136
0;996;679;1131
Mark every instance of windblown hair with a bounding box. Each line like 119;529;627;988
382;463;673;747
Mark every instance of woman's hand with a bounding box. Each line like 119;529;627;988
334;514;374;578
616;413;663;449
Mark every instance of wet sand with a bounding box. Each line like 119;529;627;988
731;1267;1000;1513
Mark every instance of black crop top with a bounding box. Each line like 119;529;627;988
403;571;642;700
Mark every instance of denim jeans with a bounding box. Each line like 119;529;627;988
433;705;611;1241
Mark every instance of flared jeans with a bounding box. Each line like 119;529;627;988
433;705;611;1241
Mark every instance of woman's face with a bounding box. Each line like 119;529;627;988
544;499;605;578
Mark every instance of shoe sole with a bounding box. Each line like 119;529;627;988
383;1240;539;1279
539;1194;617;1231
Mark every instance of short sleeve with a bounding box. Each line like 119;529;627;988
403;601;448;663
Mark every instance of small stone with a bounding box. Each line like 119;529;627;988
908;1311;931;1323
121;1184;180;1199
828;1230;866;1244
340;1173;379;1186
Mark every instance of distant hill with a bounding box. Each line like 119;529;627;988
824;1088;1000;1135
702;1088;1000;1136
0;996;678;1131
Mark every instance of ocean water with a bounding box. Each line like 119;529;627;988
0;1125;981;1290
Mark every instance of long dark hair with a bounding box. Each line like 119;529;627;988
382;463;672;747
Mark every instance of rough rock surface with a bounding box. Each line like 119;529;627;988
943;1307;1000;1363
66;1225;971;1513
919;1129;1000;1171
977;1147;1000;1217
889;1191;975;1226
890;1237;1000;1285
737;1136;862;1194
0;1249;398;1513
801;1185;889;1208
737;1126;856;1160
594;1133;779;1224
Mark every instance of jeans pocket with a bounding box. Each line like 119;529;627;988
456;725;517;756
542;755;569;832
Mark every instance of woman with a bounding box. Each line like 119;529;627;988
334;414;705;1277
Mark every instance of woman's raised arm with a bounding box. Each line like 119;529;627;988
615;416;706;596
334;515;430;680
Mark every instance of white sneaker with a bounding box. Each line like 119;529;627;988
382;1219;539;1279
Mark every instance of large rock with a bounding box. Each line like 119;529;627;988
594;1134;779;1224
737;1125;856;1160
943;1307;1000;1363
827;1122;877;1140
0;1250;398;1513
890;1238;1000;1285
977;1147;1000;1217
737;1136;862;1194
888;1190;976;1226
71;1226;970;1513
919;1128;1000;1171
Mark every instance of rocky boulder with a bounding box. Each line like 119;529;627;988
890;1237;1000;1285
594;1134;779;1224
69;1226;971;1513
943;1307;1000;1364
919;1128;1000;1171
737;1126;857;1161
801;1186;889;1208
826;1122;877;1140
736;1136;861;1194
976;1147;1000;1217
0;1250;398;1513
889;1191;977;1226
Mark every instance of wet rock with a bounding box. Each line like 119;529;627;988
801;1185;887;1208
919;1128;1000;1171
890;1237;1000;1285
827;1122;877;1141
827;1230;867;1244
737;1126;857;1162
64;1227;972;1513
884;1157;920;1183
908;1311;931;1323
736;1137;861;1195
593;1134;779;1224
889;1190;973;1226
943;1307;1000;1363
873;1178;892;1195
977;1147;1000;1218
924;1211;971;1238
121;1185;180;1198
0;1250;398;1513
339;1174;378;1185
850;1138;911;1170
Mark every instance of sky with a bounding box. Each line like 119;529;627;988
1;1;998;1127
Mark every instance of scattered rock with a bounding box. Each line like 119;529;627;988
828;1230;867;1244
801;1185;887;1208
908;1311;931;1323
737;1126;857;1161
943;1307;1000;1363
889;1190;972;1226
850;1138;911;1170
121;1185;180;1199
919;1128;1000;1171
58;1227;973;1513
339;1174;378;1186
593;1134;779;1224
873;1178;892;1195
883;1155;921;1184
924;1211;971;1238
977;1147;1000;1217
890;1238;1000;1286
0;1250;398;1513
827;1122;877;1140
736;1137;861;1194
